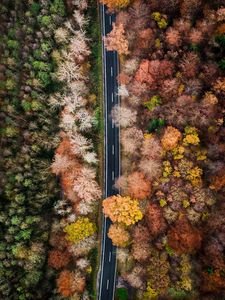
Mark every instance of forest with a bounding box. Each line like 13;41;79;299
101;0;225;299
0;0;101;299
0;0;224;299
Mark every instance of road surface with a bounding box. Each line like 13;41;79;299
98;4;120;300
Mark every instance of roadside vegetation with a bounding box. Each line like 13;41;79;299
0;0;102;299
102;0;225;299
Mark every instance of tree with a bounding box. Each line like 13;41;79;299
57;270;85;297
57;270;75;297
108;224;130;247
146;203;167;237
139;158;162;180
48;250;71;270
102;195;143;226
131;241;151;262
104;23;129;55
73;167;102;202
161;126;182;151
63;217;96;243
141;135;163;160
123;266;145;289
132;225;150;242
121;127;143;154
115;172;151;200
166;28;182;47
180;53;200;78
167;216;202;254
51;153;72;175
189;28;203;44
99;0;130;11
111;104;136;127
135;60;174;88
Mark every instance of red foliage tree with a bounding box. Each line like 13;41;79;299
168;216;202;254
135;59;174;88
146;203;167;237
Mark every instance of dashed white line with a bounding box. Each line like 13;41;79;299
109;15;112;25
111;66;113;76
112;121;114;128
112;145;115;155
109;252;112;262
112;171;115;181
106;279;110;290
111;92;114;103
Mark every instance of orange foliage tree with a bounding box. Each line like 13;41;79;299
161;126;182;151
108;224;130;247
115;171;151;200
57;270;86;297
104;23;129;55
57;270;75;297
102;195;143;226
48;250;71;270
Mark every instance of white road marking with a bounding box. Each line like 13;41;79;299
112;145;115;155
112;121;114;128
109;15;112;25
111;92;114;103
111;66;113;76
107;279;110;290
112;171;115;180
109;252;111;262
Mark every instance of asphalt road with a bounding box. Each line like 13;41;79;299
98;4;120;300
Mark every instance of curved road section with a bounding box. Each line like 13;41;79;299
98;4;120;300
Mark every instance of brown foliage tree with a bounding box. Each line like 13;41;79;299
132;224;150;242
141;136;163;160
180;53;200;78
131;241;151;262
168;216;202;254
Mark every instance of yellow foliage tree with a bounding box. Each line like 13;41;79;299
183;126;200;146
99;0;130;11
102;195;143;226
64;218;96;243
108;224;130;247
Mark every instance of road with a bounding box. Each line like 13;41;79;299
98;4;120;300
